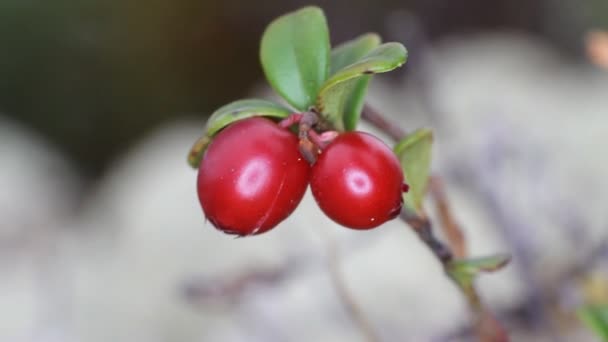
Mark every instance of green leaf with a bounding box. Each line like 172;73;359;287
187;99;291;169
393;128;432;213
578;305;608;341
330;33;381;75
447;254;511;289
204;99;291;136
342;77;371;130
316;42;407;130
330;33;382;131
187;135;212;169
260;6;330;110
449;254;511;276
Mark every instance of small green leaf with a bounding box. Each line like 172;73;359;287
342;77;371;130
447;254;511;289
449;254;511;276
330;33;381;75
187;135;212;169
578;305;608;341
323;43;407;88
260;6;330;110
330;33;382;131
317;42;407;130
187;99;291;169
394;128;432;213
205;99;291;136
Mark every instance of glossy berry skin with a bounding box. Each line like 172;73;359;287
197;117;310;236
311;132;404;229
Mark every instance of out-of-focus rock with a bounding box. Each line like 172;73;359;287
0;116;81;341
0;117;80;241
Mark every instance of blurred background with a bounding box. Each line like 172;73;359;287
1;0;608;341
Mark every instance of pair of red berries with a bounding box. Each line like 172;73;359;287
196;117;405;236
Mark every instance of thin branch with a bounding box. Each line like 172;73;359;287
182;267;288;304
429;176;467;259
361;104;407;141
400;210;453;263
361;103;510;342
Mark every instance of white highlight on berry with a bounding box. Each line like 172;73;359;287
345;168;372;196
237;157;270;198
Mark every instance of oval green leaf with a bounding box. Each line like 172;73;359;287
330;33;382;131
394;128;432;213
447;254;511;288
187;99;292;168
330;33;381;75
316;42;407;130
204;99;291;136
448;254;511;276
260;6;330;110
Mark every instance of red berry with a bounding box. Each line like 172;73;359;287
197;117;310;236
311;131;404;229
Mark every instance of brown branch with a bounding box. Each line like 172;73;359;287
429;176;467;259
182;267;288;305
400;210;453;263
361;103;510;342
429;177;508;341
361;104;408;141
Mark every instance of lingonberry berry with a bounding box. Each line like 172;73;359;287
311;131;404;229
197;117;310;236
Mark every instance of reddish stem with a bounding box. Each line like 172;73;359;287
278;113;304;128
308;130;338;150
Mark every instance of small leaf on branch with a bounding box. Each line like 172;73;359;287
330;33;381;75
187;99;291;169
330;33;381;131
187;135;211;169
447;254;511;289
448;254;511;275
205;99;292;136
577;304;608;341
394;128;432;213
316;42;407;131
